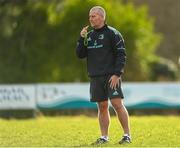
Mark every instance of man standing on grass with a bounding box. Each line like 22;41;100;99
76;6;131;145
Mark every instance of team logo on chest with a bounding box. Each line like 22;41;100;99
98;34;104;40
87;34;104;49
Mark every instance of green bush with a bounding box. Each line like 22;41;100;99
0;0;161;82
149;58;178;81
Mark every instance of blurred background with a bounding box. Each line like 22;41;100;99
0;0;180;118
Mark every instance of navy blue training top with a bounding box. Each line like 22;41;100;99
76;24;126;77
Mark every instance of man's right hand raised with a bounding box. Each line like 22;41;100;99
80;26;89;38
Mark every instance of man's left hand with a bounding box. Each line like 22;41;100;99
109;75;121;90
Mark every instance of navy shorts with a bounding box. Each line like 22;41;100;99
90;75;124;102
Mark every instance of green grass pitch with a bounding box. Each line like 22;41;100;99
0;115;180;147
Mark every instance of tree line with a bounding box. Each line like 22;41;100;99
0;0;178;83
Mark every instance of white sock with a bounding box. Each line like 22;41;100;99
101;135;109;140
124;134;131;138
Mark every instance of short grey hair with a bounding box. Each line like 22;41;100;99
90;6;106;20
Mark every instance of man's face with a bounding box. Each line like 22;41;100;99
89;10;104;28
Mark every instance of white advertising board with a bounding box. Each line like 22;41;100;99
37;82;180;109
0;85;36;110
0;83;179;110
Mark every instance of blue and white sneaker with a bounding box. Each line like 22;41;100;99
119;135;131;144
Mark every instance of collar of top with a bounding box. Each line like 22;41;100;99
93;24;108;32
